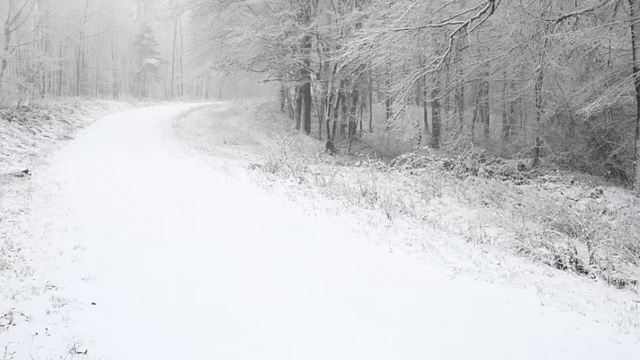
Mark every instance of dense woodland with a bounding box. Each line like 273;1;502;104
185;0;640;192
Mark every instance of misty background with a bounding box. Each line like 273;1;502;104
0;0;271;102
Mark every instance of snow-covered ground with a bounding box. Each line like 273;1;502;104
1;103;640;360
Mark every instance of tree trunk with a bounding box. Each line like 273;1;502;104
178;16;184;97
326;91;340;142
531;39;548;169
630;0;640;192
415;66;422;106
455;38;465;135
0;22;11;94
301;33;312;135
508;82;517;140
421;57;430;135
339;85;348;137
423;84;429;136
471;82;479;142
431;73;441;149
319;92;325;140
455;81;464;134
295;85;302;130
57;43;65;96
369;69;373;132
302;79;312;134
331;90;340;142
171;19;178;98
385;63;393;128
279;84;286;113
501;69;510;142
349;86;359;139
325;94;332;141
444;62;451;130
482;77;490;139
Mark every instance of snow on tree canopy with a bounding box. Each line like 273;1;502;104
131;22;164;97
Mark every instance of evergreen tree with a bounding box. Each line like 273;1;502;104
131;21;163;98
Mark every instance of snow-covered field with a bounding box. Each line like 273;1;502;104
1;102;640;360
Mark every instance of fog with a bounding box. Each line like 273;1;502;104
0;0;270;102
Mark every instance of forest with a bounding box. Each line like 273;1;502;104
186;0;640;192
3;2;640;358
0;0;266;102
1;0;639;190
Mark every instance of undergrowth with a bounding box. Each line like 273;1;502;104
250;101;640;292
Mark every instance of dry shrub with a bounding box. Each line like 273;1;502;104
549;104;635;186
259;133;315;180
510;191;640;290
390;148;530;184
372;147;640;290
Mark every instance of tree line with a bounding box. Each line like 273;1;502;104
0;0;269;102
188;0;640;192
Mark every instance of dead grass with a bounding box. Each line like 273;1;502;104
247;101;640;292
0;98;135;174
0;98;137;360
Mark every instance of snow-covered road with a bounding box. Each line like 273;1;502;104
3;103;639;360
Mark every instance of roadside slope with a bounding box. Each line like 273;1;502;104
172;102;640;359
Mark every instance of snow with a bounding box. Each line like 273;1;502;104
0;100;132;175
2;103;640;360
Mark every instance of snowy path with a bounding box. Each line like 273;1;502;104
4;104;640;360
